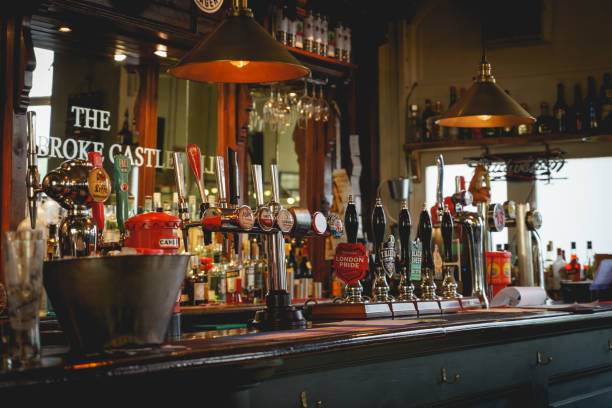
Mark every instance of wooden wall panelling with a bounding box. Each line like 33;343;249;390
217;83;250;205
1;14;36;284
135;62;159;207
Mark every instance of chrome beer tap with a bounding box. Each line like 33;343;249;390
251;164;275;232
201;156;255;233
172;152;191;251
26;111;111;257
371;197;392;302
186;144;212;245
397;200;418;301
505;202;544;288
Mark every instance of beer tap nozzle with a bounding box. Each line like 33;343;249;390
186;144;212;245
215;156;228;209
436;154;444;218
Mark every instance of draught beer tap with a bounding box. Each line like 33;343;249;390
418;204;440;300
186;144;212;245
371;197;392;302
343;195;365;303
398;200;418;301
172;152;191;250
201;156;255;233
26;111;40;229
441;205;461;299
251;164;275;231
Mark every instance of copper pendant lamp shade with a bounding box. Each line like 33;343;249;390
168;0;309;83
436;58;535;128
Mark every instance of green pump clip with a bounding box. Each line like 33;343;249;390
114;154;132;235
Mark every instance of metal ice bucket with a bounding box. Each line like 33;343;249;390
43;254;189;352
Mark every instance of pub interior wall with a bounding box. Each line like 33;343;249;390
378;0;612;234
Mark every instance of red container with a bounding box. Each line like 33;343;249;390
487;251;512;298
124;212;181;254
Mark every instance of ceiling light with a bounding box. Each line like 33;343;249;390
437;50;535;128
114;54;127;62
154;44;168;58
168;0;309;83
287;197;295;205
58;26;71;33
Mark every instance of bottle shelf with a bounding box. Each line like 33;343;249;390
403;132;612;153
282;44;357;78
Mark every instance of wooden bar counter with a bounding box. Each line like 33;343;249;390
2;308;612;407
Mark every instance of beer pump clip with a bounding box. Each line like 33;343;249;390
333;195;369;304
26;111;111;257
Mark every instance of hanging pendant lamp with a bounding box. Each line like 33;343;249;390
437;51;535;128
168;0;309;83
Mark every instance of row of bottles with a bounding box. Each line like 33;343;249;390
539;73;612;135
271;3;351;62
406;72;612;144
544;240;595;300
180;237;267;306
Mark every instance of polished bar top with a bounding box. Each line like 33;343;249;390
2;307;612;390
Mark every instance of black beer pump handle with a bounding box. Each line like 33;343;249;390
227;147;239;206
345;195;358;244
417;205;433;268
441;206;453;263
371;197;386;263
399;200;411;266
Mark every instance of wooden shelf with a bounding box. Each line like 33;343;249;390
282;44;357;79
403;133;612;153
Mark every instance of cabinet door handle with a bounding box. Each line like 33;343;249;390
608;339;612;351
441;368;460;384
537;352;553;366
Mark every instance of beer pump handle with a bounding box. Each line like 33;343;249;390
417;205;433;268
436;155;444;216
113;155;131;235
251;164;265;206
441;205;453;263
186;145;212;245
186;144;207;206
371;197;386;261
399;200;411;266
88;152;105;234
215;156;228;208
270;164;280;203
345;195;358;244
26;111;39;229
173;152;190;250
228;148;239;206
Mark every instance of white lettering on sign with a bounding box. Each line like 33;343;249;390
36;136;215;173
71;106;112;131
159;238;179;248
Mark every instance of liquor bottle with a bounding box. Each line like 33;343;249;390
320;15;328;56
287;18;296;47
600;73;612;132
584;241;594;280
243;240;255;303
327;26;335;58
300;248;313;298
584;76;600;131
422;99;434;141
285;242;294;298
448;87;459;141
313;12;321;55
334;22;344;61
568;84;584;133
551;248;565;298
226;242;240;304
553;83;568;133
458;87;471;140
431;100;443;140
536;102;554;135
193;265;208;306
304;10;314;53
295;16;303;49
406;104;421;143
343;27;351;63
290;242;303;299
275;5;288;44
564;241;582;281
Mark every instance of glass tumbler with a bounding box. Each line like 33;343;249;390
3;229;45;368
